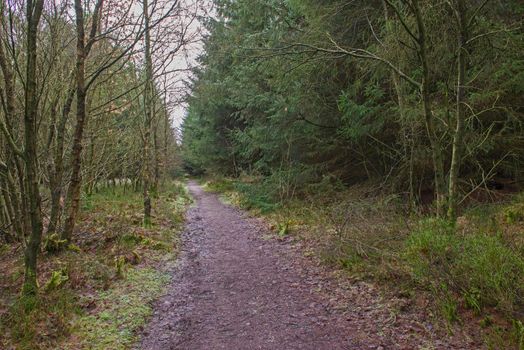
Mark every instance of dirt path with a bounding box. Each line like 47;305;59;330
138;182;480;350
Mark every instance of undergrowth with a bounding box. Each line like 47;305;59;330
0;180;191;349
406;218;524;318
63;268;170;350
203;176;524;349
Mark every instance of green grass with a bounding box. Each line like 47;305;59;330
403;215;524;348
405;218;524;315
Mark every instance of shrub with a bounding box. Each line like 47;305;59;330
235;181;280;213
204;178;235;193
45;270;69;292
43;233;68;253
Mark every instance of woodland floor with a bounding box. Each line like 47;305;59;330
138;181;482;350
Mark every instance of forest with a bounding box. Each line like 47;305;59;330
181;0;524;348
0;0;523;349
183;0;523;218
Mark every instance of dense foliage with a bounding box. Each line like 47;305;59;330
182;0;524;213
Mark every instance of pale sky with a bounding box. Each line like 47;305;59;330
48;0;209;133
107;0;210;133
158;0;211;133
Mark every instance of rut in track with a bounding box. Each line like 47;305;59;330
138;181;481;350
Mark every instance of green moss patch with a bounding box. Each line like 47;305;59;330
63;268;170;350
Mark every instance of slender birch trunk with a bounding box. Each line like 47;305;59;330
447;0;469;220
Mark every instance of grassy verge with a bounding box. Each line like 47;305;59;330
0;180;192;350
202;176;524;349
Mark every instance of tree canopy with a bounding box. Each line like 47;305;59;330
182;0;524;214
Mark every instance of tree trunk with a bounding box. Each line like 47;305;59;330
1;166;23;240
447;0;468;220
383;1;416;208
0;175;17;241
154;113;160;192
0;29;26;241
48;87;75;235
51;0;103;237
412;0;446;215
142;0;154;227
22;0;45;295
62;0;87;242
163;101;169;184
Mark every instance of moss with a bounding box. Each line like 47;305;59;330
503;205;524;224
0;243;10;256
64;268;170;350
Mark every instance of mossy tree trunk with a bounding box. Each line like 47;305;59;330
142;0;154;227
62;0;88;242
62;0;104;242
22;0;45;295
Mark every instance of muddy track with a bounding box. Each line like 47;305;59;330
138;182;481;350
